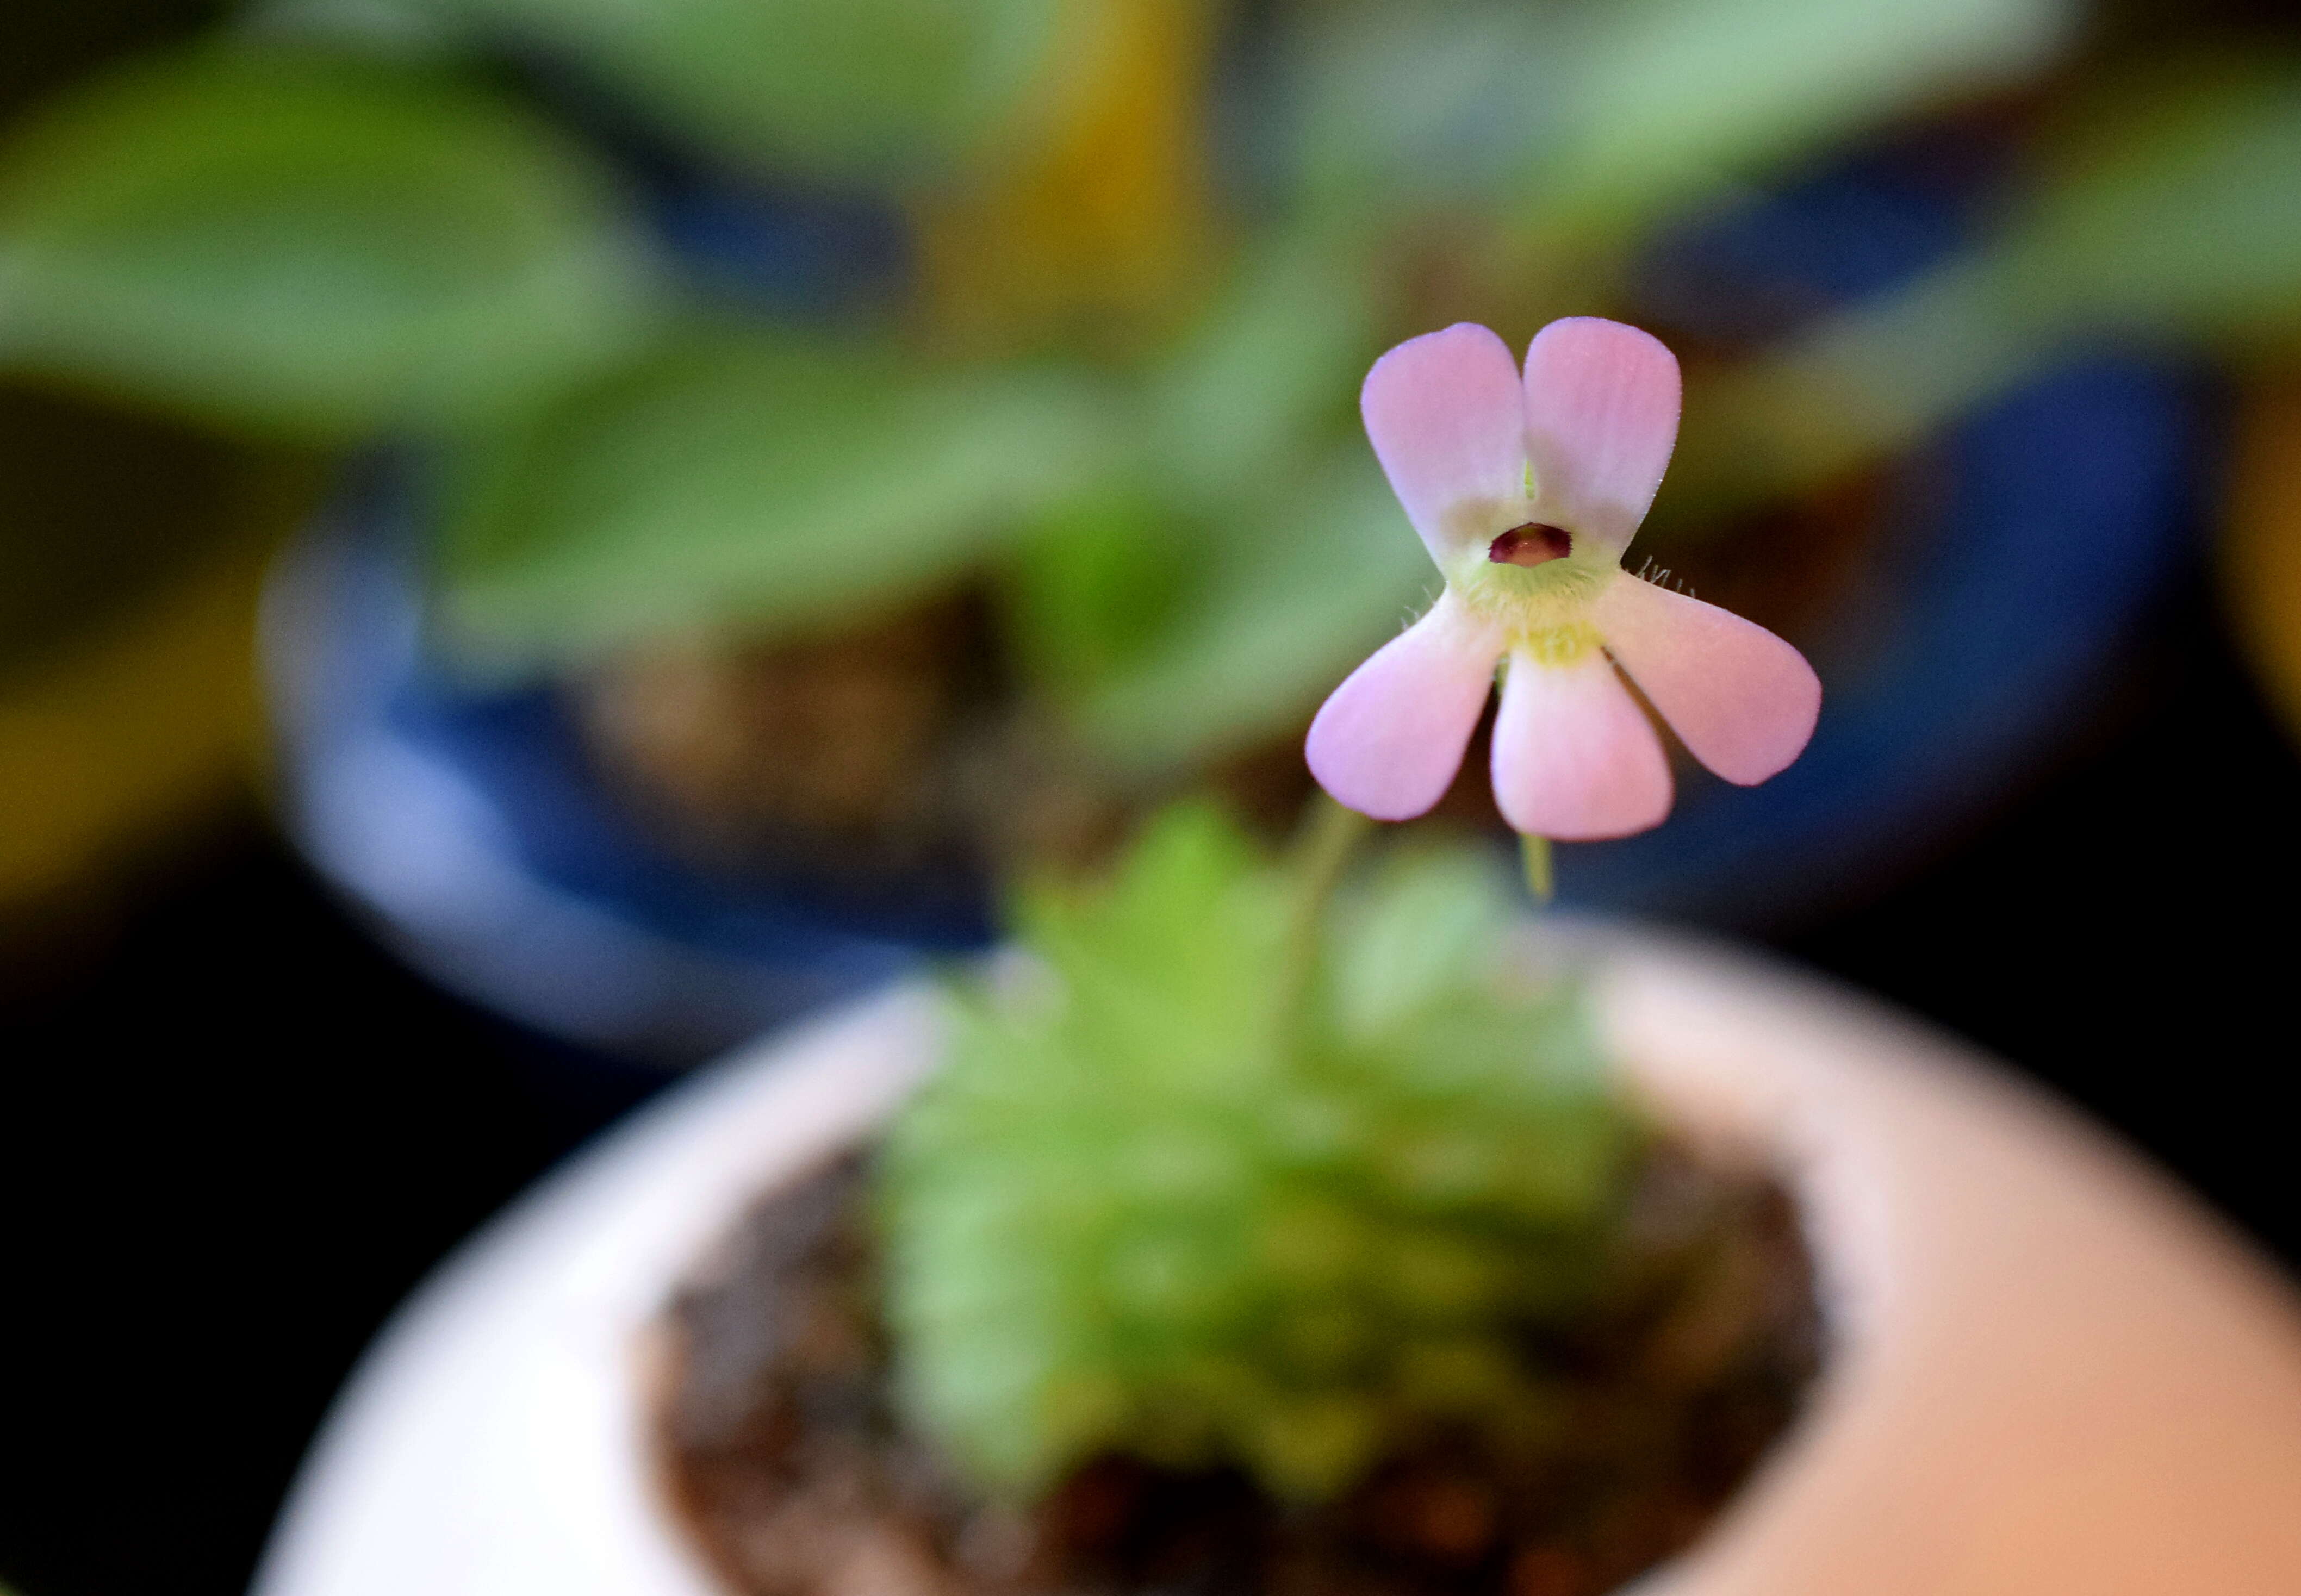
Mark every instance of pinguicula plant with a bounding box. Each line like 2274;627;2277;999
869;321;1820;1518
881;803;1631;1501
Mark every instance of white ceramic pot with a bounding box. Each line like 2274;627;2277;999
250;928;2301;1596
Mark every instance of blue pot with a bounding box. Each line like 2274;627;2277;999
262;471;994;1067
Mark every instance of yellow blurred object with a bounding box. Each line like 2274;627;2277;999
911;0;1223;355
0;533;272;907
2221;381;2301;745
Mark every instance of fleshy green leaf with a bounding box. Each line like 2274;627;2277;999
397;0;1094;184
0;47;662;438
434;328;1126;668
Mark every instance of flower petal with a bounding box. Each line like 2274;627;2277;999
1490;647;1672;840
1520;317;1681;557
1593;573;1820;784
1307;593;1503;821
1361;323;1529;566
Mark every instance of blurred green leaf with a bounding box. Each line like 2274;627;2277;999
0;48;662;438
1144;230;1382;503
1003;495;1197;696
436;328;1127;668
1291;0;2076;238
1538;0;2075;229
1287;3;1571;216
1990;60;2301;345
1013;234;1400;774
245;0;470;56
1070;446;1432;772
1011;800;1293;1080
1326;842;1515;1043
400;0;1091;184
1664;263;2025;519
1670;59;2301;518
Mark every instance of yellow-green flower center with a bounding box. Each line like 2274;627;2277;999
1448;535;1613;665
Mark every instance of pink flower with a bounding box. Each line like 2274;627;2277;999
1306;319;1820;840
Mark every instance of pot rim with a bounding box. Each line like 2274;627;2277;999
251;923;2301;1596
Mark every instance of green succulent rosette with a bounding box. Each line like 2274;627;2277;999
878;805;1643;1501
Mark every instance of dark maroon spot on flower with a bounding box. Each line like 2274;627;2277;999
1488;524;1572;566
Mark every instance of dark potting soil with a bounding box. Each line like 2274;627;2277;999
574;587;1323;892
650;1149;1820;1596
